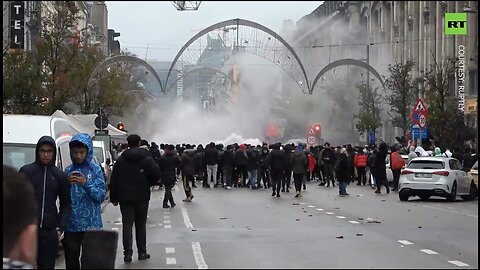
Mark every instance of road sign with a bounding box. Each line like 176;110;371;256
411;127;428;139
95;115;109;130
307;128;315;135
368;130;375;145
94;129;109;135
418;112;427;128
413;98;427;112
307;136;317;145
411;99;428;126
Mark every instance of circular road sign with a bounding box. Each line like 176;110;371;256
94;115;109;130
419;113;427;128
307;136;317;145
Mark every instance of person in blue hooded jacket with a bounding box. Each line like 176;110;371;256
63;133;106;269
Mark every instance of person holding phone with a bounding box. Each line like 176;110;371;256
63;133;106;269
19;136;71;269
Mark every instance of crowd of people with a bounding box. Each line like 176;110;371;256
4;132;477;269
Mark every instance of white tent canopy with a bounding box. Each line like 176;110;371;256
51;110;127;140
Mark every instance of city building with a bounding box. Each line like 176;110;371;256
3;1;110;55
288;1;478;144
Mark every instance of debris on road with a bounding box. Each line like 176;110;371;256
191;229;197;231
296;218;300;221
308;215;312;217
366;220;381;224
358;217;364;220
219;217;227;220
292;202;300;205
418;226;422;229
356;233;363;236
381;199;386;202
336;236;344;239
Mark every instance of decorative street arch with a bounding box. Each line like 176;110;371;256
310;58;385;94
87;55;164;93
164;18;311;94
164;66;234;93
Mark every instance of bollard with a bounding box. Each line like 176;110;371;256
81;230;118;269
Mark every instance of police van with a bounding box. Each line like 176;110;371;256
3;114;76;171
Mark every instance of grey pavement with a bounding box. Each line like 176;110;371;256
55;180;478;269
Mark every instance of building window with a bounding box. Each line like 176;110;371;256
469;69;478;96
448;74;455;96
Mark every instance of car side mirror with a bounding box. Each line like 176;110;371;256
106;158;111;166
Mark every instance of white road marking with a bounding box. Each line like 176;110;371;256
422;205;478;218
300;202;306;205
164;215;170;218
164;220;171;224
192;242;208;269
308;205;315;208
164;225;171;229
349;221;360;224
316;208;324;211
157;223;163;226
111;227;119;231
336;216;346;219
448;260;470;267
166;247;175;254
182;206;207;268
397;240;414;245
325;212;334;215
181;206;194;228
166;257;177;264
420;249;439;255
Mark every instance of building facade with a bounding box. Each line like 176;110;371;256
290;1;478;144
3;1;110;55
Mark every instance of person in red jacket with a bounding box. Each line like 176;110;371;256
390;145;405;191
354;148;368;185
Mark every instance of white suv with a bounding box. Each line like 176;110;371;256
398;157;476;202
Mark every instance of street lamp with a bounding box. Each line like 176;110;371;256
463;4;477;13
407;15;414;31
423;6;430;24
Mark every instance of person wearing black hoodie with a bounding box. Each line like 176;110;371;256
374;142;390;194
19;136;72;269
180;145;196;201
109;134;161;262
220;145;235;189
159;145;181;208
269;143;286;197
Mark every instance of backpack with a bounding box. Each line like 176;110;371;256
367;153;376;168
391;152;405;170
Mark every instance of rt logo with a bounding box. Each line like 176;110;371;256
445;13;467;35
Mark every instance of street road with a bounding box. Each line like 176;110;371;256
56;180;478;269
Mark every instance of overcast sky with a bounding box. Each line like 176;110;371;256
106;1;322;62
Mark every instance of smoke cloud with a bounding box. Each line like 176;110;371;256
120;11;394;147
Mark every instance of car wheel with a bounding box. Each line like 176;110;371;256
460;181;478;201
447;182;457;202
399;190;409;201
419;195;430;201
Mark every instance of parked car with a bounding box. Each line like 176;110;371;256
467;160;478;198
398;157;477;202
386;154;409;184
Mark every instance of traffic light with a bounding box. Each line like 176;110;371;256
313;124;321;134
116;122;125;131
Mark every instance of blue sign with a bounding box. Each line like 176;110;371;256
411;128;428;139
368;130;375;145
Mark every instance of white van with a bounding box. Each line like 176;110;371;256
3;114;76;171
92;140;112;185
